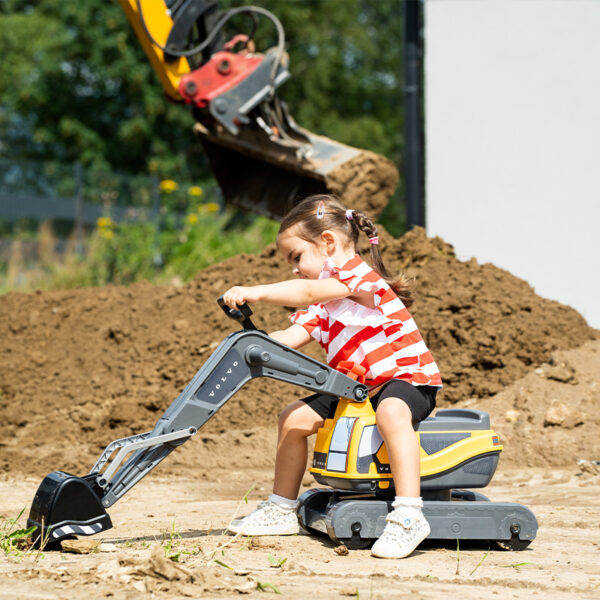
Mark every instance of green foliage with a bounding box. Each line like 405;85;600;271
267;553;287;568
0;508;38;559
0;0;203;178
0;209;279;292
256;580;281;593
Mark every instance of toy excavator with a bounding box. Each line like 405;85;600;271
118;0;396;219
28;300;537;551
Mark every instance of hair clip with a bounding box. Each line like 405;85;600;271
368;236;379;245
345;209;354;221
316;200;325;219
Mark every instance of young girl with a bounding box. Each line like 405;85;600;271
222;195;442;559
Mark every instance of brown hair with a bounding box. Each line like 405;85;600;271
278;194;414;307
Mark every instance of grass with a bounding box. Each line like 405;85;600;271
0;508;48;561
256;580;281;593
267;554;287;568
160;520;202;562
469;548;490;576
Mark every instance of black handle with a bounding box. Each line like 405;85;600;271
217;296;257;330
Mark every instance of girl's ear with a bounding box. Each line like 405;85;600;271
320;230;336;253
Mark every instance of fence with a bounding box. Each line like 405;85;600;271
0;158;220;228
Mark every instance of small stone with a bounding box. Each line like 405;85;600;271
334;544;349;556
544;363;576;384
173;319;189;331
504;409;519;423
234;576;256;594
544;401;584;429
98;542;118;553
60;538;100;554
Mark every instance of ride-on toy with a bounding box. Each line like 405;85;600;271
28;300;537;550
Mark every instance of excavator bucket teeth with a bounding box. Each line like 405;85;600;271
195;124;398;220
27;471;112;548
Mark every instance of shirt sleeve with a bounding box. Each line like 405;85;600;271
289;303;323;342
330;265;379;300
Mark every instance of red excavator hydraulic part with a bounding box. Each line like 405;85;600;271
178;50;263;108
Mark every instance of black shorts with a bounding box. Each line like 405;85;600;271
301;379;438;425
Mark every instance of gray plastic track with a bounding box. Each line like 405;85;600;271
297;489;538;545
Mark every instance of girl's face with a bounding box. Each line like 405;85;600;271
277;224;355;279
276;226;329;279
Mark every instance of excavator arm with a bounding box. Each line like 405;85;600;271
27;301;368;546
118;0;398;219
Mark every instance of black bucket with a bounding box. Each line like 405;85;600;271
27;471;112;548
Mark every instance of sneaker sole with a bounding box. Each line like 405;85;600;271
227;524;300;536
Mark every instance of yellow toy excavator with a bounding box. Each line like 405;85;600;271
27;301;537;552
118;0;397;218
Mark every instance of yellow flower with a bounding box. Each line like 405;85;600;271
186;213;199;225
97;217;115;228
188;185;204;197
159;179;178;193
100;229;114;240
206;202;219;213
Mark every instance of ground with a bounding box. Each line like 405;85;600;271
1;230;599;598
1;465;599;599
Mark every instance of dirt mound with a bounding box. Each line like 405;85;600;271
0;228;596;476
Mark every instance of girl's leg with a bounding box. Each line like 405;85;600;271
228;400;323;536
374;396;420;496
273;400;325;500
371;395;430;558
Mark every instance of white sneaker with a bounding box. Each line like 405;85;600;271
371;507;431;559
227;500;300;536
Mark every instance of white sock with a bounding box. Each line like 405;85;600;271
391;496;423;521
269;493;298;512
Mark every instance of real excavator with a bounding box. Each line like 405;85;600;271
118;0;397;219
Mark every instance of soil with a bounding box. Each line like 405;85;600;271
323;149;399;220
1;227;599;598
1;465;599;599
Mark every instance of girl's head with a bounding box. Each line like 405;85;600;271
276;194;414;307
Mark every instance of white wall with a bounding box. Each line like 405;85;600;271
425;0;600;328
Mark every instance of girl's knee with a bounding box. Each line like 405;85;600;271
278;401;322;436
376;396;413;425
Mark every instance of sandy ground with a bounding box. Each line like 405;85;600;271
1;465;599;599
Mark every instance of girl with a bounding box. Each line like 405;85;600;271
222;195;442;559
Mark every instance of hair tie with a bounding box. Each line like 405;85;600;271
345;209;354;221
316;201;325;219
368;236;379;245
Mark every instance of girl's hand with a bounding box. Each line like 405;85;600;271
222;285;260;309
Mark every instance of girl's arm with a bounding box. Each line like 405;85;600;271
223;277;351;308
269;324;312;349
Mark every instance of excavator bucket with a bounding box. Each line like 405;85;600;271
196;121;399;220
27;471;112;548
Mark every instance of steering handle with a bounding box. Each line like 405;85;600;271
217;296;257;330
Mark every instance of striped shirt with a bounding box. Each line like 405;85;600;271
289;254;442;389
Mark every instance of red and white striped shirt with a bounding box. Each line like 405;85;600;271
290;254;442;389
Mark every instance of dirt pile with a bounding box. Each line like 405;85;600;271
0;228;596;476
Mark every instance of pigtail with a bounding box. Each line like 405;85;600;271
351;210;414;308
